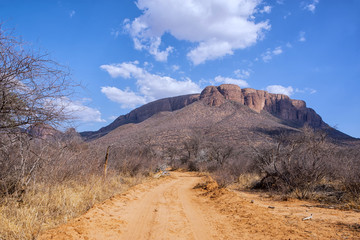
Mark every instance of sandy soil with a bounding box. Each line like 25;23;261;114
39;172;360;240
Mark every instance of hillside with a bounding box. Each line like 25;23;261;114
81;84;354;147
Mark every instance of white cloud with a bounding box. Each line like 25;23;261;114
266;85;294;96
214;75;249;88
187;40;234;65
295;88;317;94
299;31;306;42
101;87;147;109
272;46;283;55
261;46;283;62
100;61;202;108
53;97;105;123
306;4;315;12
234;69;251;79
148;37;174;61
100;61;141;78
172;65;180;71
125;0;270;65
304;0;319;13
308;88;317;94
262;52;272;62
260;5;271;14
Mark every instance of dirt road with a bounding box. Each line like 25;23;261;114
39;172;360;240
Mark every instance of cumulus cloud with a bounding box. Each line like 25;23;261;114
100;61;201;108
299;31;306;42
266;85;294;96
214;76;249;88
261;46;283;62
272;46;283;55
53;97;105;123
101;87;147;109
100;61;141;78
304;0;319;13
125;0;270;65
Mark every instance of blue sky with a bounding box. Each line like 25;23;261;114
1;0;359;137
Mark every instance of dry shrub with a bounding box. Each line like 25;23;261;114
250;127;335;198
107;145;161;177
248;127;360;206
338;147;360;205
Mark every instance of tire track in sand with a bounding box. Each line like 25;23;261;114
39;172;215;240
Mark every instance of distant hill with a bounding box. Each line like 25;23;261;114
81;84;355;148
26;124;61;139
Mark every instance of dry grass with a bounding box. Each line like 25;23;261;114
230;173;262;190
0;172;144;240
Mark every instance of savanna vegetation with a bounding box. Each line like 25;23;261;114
169;127;360;209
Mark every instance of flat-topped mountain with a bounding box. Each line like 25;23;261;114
81;84;352;144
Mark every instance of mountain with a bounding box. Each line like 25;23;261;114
81;84;354;146
26;125;83;143
26;124;62;139
80;94;200;140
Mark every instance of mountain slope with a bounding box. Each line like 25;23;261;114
80;94;200;140
92;100;294;148
81;84;353;145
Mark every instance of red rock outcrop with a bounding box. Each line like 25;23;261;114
199;84;325;128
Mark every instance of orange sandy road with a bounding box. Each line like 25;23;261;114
39;172;360;240
117;173;214;240
39;172;219;240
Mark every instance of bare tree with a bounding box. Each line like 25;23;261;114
0;23;74;131
208;143;233;167
0;23;76;197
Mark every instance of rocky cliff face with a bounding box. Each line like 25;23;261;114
200;84;325;128
81;84;327;140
